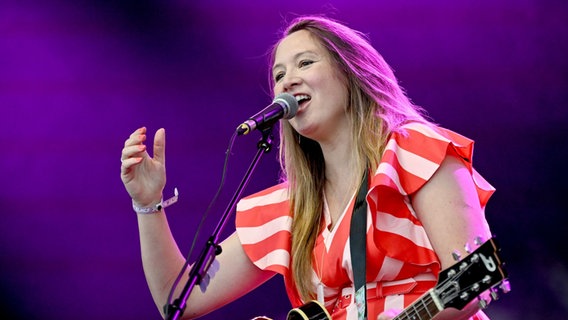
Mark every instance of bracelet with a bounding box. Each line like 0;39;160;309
132;188;179;214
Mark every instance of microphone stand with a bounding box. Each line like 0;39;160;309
164;127;275;320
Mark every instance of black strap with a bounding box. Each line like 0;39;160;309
350;170;369;320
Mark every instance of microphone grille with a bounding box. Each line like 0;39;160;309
273;93;299;119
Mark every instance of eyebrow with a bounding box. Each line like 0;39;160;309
272;50;319;73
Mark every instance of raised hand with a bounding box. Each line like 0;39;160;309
120;127;167;207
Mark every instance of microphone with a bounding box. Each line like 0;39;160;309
237;93;299;135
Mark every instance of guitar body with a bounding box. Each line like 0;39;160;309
287;300;330;320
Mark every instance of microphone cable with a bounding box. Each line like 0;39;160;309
164;128;238;314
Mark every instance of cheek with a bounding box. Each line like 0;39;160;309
272;84;283;96
328;76;349;103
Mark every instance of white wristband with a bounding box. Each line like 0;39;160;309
133;188;179;214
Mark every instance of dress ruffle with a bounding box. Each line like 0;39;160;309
367;122;495;270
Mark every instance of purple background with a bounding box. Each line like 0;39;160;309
1;0;567;319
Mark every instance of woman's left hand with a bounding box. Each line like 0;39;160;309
377;308;401;320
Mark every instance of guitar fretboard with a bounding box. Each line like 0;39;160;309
393;289;441;320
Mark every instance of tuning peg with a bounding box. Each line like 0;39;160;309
490;289;500;301
499;280;511;293
474;236;485;246
447;268;457;278
478;296;490;309
471;283;481;292
470;253;480;263
452;250;462;261
464;242;472;254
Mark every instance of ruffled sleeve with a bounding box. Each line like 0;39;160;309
367;122;495;268
235;182;292;275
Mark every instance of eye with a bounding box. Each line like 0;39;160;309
299;59;314;68
274;71;285;83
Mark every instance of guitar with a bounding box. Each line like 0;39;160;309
285;237;510;320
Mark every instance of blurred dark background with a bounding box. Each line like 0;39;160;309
1;0;566;319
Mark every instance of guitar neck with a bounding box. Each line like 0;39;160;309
393;289;442;320
285;237;508;320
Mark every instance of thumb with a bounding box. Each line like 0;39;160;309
153;128;166;164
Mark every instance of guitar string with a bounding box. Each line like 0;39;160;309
396;293;436;320
395;244;501;320
416;262;473;319
395;261;476;320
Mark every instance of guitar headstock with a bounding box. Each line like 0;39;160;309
435;236;510;311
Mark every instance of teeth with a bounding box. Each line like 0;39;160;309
295;94;311;103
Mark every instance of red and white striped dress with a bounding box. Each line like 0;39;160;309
236;123;494;320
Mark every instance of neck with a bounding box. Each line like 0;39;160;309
319;129;363;227
320;128;359;186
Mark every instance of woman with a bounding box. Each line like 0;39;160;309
120;16;495;319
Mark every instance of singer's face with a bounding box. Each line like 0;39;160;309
272;30;349;142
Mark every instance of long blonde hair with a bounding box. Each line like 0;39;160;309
268;16;431;301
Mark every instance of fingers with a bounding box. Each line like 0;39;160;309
122;128;147;157
121;127;147;173
120;127;166;173
120;156;142;171
153;128;166;165
124;127;147;148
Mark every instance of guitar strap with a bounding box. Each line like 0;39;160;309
349;170;369;320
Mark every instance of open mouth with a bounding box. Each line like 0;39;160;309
295;94;311;108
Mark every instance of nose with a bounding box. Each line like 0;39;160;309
282;73;301;93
